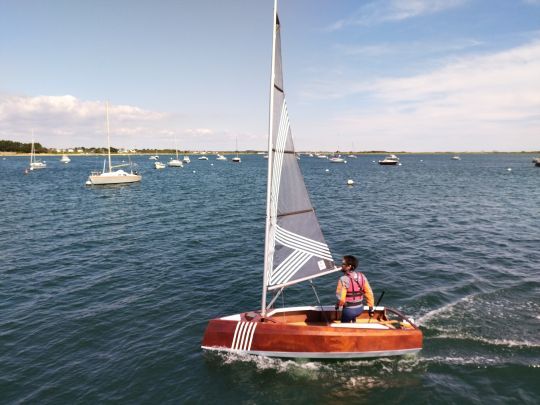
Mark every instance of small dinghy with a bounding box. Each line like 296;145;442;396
202;0;422;359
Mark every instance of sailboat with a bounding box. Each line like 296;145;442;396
232;136;241;163
168;136;184;167
86;102;141;185
29;132;47;170
202;1;422;359
60;154;71;163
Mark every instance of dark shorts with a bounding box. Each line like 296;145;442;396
341;305;363;323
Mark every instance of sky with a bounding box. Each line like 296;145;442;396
1;0;539;152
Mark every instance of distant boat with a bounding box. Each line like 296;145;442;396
86;102;141;185
316;154;328;159
198;156;209;160
183;156;191;164
168;137;184;167
154;161;166;169
216;154;227;161
232;136;241;163
29;132;46;170
533;158;540;167
378;154;399;165
329;155;346;163
452;156;461;160
60;154;71;164
149;155;158;160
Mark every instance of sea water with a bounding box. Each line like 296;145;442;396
1;154;538;403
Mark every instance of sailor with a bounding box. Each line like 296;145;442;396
335;255;374;323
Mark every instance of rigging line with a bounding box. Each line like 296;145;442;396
266;287;283;310
310;280;330;325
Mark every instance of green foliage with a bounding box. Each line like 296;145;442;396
0;140;49;153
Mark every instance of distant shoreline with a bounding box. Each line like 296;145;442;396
2;151;539;157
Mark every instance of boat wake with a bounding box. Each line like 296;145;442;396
429;332;540;349
416;290;540;349
211;349;537;373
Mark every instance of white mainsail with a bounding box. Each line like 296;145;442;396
262;4;336;313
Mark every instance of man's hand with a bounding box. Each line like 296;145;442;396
368;307;375;317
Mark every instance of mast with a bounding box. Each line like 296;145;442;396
30;129;34;166
262;0;278;316
106;101;112;173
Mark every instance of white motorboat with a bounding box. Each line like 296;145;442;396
183;156;191;164
216;154;227;161
378;154;400;165
452;156;461;160
60;154;71;163
316;154;328;159
29;132;47;170
198;156;209;160
154;161;166;169
86;102;141;185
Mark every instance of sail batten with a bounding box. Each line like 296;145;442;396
262;7;337;300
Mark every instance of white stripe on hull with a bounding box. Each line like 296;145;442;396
230;322;258;351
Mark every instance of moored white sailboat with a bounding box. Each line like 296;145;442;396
168;137;184;167
232;136;241;162
86;102;141;185
202;1;422;359
29;132;47;170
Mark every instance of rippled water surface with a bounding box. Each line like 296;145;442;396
1;154;539;403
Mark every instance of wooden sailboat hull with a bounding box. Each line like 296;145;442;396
202;306;422;359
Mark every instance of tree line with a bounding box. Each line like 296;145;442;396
0;140;121;154
0;140;48;153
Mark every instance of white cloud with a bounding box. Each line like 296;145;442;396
327;0;466;30
185;128;214;136
299;40;540;151
0;94;168;148
336;38;483;57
